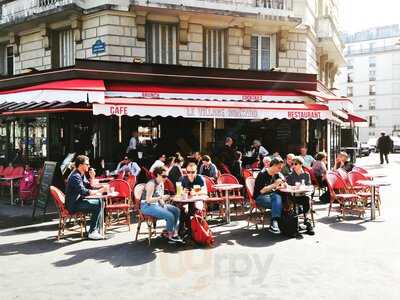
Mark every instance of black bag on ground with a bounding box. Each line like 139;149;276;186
278;210;299;238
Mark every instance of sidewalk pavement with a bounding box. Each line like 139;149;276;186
0;153;399;300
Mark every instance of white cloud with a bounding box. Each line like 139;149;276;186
339;0;400;32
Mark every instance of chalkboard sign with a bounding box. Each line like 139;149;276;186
32;161;57;218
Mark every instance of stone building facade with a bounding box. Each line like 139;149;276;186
0;0;344;88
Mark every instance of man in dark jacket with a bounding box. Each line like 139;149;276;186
376;132;393;164
65;155;108;240
219;137;235;171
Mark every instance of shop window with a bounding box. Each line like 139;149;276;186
203;28;226;68
250;35;276;71
146;23;178;65
0;121;7;159
0;45;14;76
369;56;376;68
369;98;376;110
51;28;75;68
369;116;376;128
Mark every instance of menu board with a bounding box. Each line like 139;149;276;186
32;161;57;218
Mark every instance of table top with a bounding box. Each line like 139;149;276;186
171;195;209;203
213;183;243;190
369;174;388;178
279;185;314;194
97;177;114;182
357;180;391;187
84;192;119;199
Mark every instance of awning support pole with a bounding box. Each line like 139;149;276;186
118;116;122;143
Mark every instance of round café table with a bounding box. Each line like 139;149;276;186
279;185;314;195
357;180;390;220
212;183;243;224
84;191;119;239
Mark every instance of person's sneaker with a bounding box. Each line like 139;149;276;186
298;223;307;231
304;221;315;236
269;220;281;234
88;231;103;240
168;236;185;244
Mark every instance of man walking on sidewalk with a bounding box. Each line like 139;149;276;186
376;132;393;164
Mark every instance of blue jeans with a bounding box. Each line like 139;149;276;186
75;199;102;233
141;202;180;233
255;193;283;219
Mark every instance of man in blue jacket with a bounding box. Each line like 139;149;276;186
65;155;108;240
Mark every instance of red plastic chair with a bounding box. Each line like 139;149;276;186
250;161;260;169
216;174;245;216
353;166;369;174
242;169;253;180
245;177;266;229
325;171;363;218
106;179;132;231
163;177;176;195
1;166;14;178
202;175;224;218
219;163;231;175
134;183;158;245
49;186;87;240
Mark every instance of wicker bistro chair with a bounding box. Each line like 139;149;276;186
242;169;253;180
245;177;266;229
49;186;87;240
106;179;132;231
325;171;364;218
348;171;381;216
134;183;159;245
216;174;245;216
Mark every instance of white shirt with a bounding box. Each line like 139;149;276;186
116;162;141;177
126;137;137;153
149;160;165;173
253;145;269;157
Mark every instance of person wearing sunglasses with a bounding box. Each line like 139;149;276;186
140;166;183;244
286;156;314;235
65;155;109;240
178;163;207;236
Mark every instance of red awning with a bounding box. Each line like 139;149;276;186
347;112;367;123
106;83;308;103
297;90;352;103
94;97;331;120
0;79;105;104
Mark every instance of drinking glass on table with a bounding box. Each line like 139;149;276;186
193;185;201;194
110;187;115;194
295;182;301;190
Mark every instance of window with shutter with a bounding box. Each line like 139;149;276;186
0;45;13;76
203;29;226;68
250;35;275;71
52;29;75;68
146;23;178;65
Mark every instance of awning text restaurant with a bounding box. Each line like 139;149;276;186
0;59;352;167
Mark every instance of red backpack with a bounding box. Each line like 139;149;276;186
191;214;214;247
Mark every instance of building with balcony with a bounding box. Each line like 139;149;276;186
0;0;346;165
339;24;400;142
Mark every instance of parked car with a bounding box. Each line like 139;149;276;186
367;137;377;152
359;143;371;156
392;136;400;153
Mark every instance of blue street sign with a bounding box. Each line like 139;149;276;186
92;39;106;54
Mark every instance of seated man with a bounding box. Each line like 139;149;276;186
149;154;166;173
114;155;141;177
140;166;183;243
254;157;285;234
333;151;353;172
281;153;295;177
198;155;218;180
286;156;314;235
179;162;207;235
65;155;108;240
299;146;315;168
260;156;272;172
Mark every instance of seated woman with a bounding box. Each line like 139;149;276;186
198;155;218;181
168;154;184;186
286;156;314;235
140;166;183;244
312;152;330;203
333;151;353;172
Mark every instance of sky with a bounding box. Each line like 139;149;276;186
339;0;400;33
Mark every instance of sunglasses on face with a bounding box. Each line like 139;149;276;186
293;163;302;166
187;171;196;174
